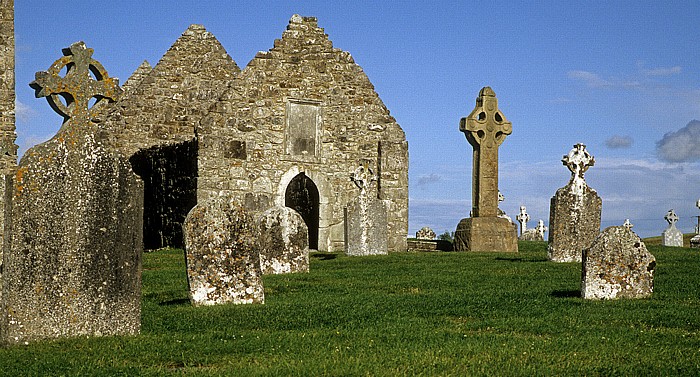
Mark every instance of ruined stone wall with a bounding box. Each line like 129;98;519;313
198;15;408;252
0;0;16;305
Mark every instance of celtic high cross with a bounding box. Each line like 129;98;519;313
460;87;512;218
30;41;122;123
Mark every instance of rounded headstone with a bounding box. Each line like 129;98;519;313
258;206;309;274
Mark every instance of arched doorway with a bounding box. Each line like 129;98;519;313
285;172;319;250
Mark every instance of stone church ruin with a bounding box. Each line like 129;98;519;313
0;5;409;344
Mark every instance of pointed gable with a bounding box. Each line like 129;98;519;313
121;60;152;94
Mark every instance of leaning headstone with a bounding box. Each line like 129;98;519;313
454;87;517;252
661;209;683;247
2;42;143;345
416;226;436;240
582;226;656;300
548;143;602;262
183;195;264;305
258;205;309;274
345;162;388;256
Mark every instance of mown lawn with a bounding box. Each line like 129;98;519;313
0;241;698;376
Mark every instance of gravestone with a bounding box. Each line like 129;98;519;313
416;226;436;240
515;205;530;236
547;143;602;262
183;195;264;306
454;87;517;252
521;219;547;241
622;219;633;230
661;209;683;247
345;162;388;256
692;199;700;248
2;42;143;345
258;205;309;274
582;226;656;300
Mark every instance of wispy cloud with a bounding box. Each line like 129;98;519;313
567;70;612;88
605;135;633;149
656;120;700;163
15;100;37;123
415;173;443;187
642;66;682;77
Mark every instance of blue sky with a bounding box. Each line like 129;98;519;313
14;1;700;238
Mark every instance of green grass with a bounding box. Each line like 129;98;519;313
0;242;698;376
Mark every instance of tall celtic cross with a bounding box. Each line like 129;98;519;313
460;87;512;218
30;41;122;123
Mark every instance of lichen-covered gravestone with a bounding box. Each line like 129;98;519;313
582;226;656;300
345;162;388;256
258;205;309;274
2;42;143;345
547;143;602;262
454;87;517;252
416;227;436;240
661;209;683;247
183;196;264;305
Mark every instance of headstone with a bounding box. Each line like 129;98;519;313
691;200;700;249
454;87;518;252
183;195;264;306
2;42;142;345
258;205;309;274
520;219;547;241
547;143;602;262
345;162;388;256
416;226;436;240
582;226;656;300
622;219;633;230
515;205;530;236
661;209;683;247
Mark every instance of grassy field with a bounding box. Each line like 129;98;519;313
0;241;698;376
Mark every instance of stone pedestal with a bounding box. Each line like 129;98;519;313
454;217;518;252
548;182;602;262
345;195;388;256
582;226;656;300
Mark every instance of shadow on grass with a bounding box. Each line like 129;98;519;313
495;256;549;263
311;253;338;260
159;298;190;306
551;290;580;298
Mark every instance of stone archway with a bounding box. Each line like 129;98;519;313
284;172;320;250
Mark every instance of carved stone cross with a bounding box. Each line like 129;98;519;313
665;209;679;226
562;143;595;181
535;219;548;239
351;161;376;193
460;87;512;218
516;205;530;234
623;219;634;230
30;41;122;122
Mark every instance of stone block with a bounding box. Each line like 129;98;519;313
454;217;518;252
183;196;264;306
258;205;309;274
548;182;602;262
582;226;656;300
345;194;387;256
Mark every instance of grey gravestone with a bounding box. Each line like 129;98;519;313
520;220;546;241
582;226;656;300
548;143;602;262
416;227;436;240
345;162;388;256
661;209;683;247
454;87;518;252
2;42;142;345
692;200;700;248
258;205;310;274
183;195;264;306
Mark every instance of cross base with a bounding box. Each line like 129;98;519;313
454;217;518;252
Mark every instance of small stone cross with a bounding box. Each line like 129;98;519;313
30;41;122;122
516;205;530;234
562;143;594;181
622;219;634;230
535;219;547;239
351;161;376;193
460;87;512;218
664;209;679;227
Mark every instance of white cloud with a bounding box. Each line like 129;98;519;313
605;135;633;149
642;66;682;77
415;173;443;187
567;70;612;88
656;120;700;163
15;100;37;123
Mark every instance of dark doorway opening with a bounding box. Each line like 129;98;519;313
129;139;198;250
285;172;319;250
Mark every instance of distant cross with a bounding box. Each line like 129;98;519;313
622;219;634;230
664;209;679;227
30;41;122;122
351;161;376;193
516;205;530;235
562;143;595;181
460;87;512;218
535;219;548;239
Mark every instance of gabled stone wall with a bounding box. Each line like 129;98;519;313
197;15;408;251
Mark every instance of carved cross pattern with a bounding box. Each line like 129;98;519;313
30;41;122;122
665;209;679;226
535;219;548;237
351;162;376;193
562;143;595;180
460;87;512;218
623;219;634;230
516;205;530;232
